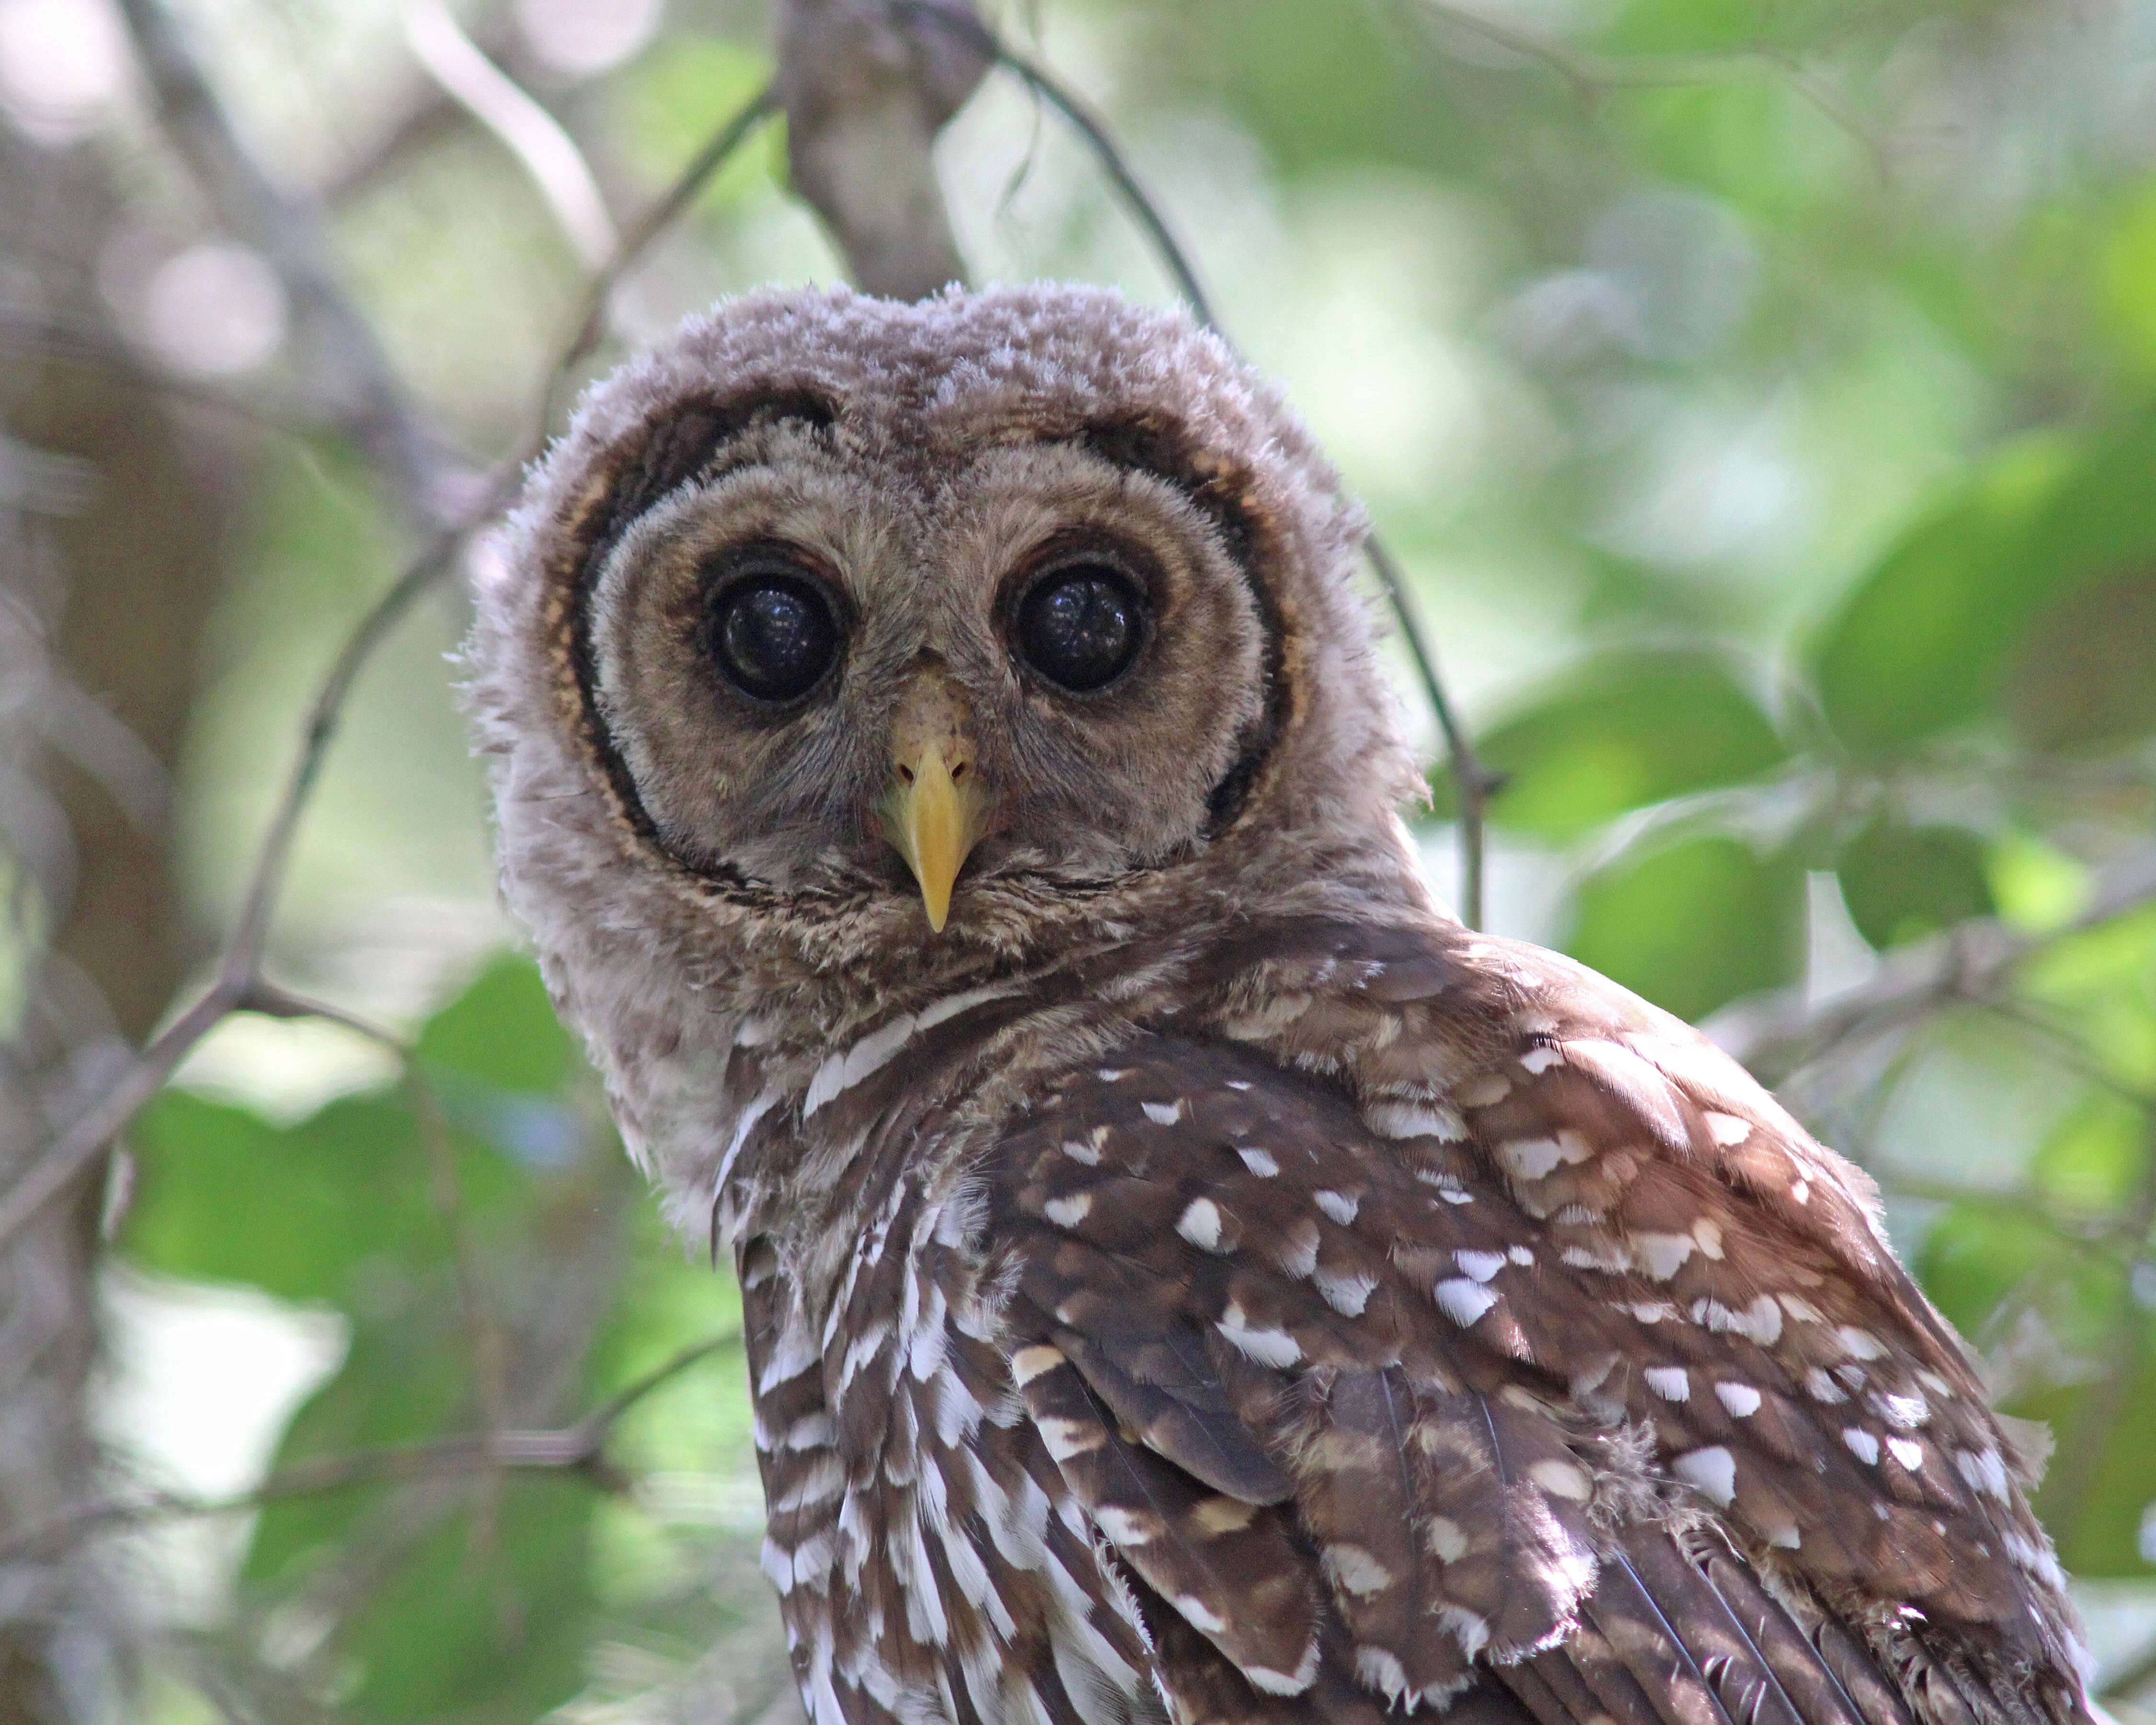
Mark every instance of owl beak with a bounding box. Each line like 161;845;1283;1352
881;676;991;934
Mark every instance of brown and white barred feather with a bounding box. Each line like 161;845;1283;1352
465;285;2094;1725
726;915;2092;1725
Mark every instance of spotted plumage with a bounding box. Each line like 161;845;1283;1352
467;284;2095;1725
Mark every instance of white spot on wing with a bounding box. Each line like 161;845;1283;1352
1633;1233;1695;1280
1010;1345;1066;1387
1434;1278;1498;1327
1366;1101;1466;1141
1216;1303;1302;1368
1243;1641;1320;1696
1141;1099;1183;1125
1177;1198;1225;1251
1645;1367;1690;1402
1715;1382;1762;1417
1529;1459;1592;1501
1238;1147;1280;1177
1043;1193;1091;1229
1314;1270;1376;1316
1324;1544;1394;1597
1887;1438;1925;1471
1172;1594;1227;1634
1673;1446;1737;1506
1502;1133;1590;1180
1454;1249;1506;1283
1314;1189;1360;1226
1843;1428;1881;1464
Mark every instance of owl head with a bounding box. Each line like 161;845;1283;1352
468;285;1428;1036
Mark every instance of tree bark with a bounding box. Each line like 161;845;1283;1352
0;131;240;1723
777;0;989;299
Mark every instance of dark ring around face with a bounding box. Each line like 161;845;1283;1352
556;392;1289;891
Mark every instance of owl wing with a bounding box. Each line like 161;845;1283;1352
984;982;2085;1725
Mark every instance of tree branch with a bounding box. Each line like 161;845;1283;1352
0;83;782;1255
779;0;988;299
114;0;476;527
1725;842;2156;1086
0;1333;742;1562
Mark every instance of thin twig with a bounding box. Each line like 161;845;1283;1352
0;83;785;1255
404;0;619;271
0;1332;741;1562
542;83;779;426
114;0;473;526
1729;842;2156;1085
1405;0;1895;175
1364;536;1502;928
0;527;480;1252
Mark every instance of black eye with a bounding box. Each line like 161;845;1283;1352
1015;564;1146;692
707;573;840;703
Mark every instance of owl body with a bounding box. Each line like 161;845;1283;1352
468;286;2094;1725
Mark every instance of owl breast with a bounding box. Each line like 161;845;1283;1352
715;913;2087;1725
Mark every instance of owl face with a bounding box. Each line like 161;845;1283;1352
476;285;1422;994
587;418;1273;924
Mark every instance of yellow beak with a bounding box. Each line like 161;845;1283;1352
882;676;990;934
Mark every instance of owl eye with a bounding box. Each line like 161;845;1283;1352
707;570;841;704
1015;563;1146;693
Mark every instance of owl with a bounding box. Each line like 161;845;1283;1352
467;285;2095;1725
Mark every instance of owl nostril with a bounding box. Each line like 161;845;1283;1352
950;761;968;782
898;764;916;785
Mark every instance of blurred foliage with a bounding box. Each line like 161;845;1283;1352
3;0;2155;1715
122;958;777;1720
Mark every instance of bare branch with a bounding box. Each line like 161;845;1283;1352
1726;842;2156;1086
0;522;481;1251
0;81;786;1254
0;1333;741;1562
543;85;780;425
1364;537;1502;929
779;0;989;299
114;0;477;526
403;0;619;272
1405;1;1895;176
888;0;1212;326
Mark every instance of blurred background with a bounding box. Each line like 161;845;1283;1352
2;0;2156;1718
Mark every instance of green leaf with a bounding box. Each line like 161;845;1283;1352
1564;835;1805;1021
2018;906;2156;1094
1812;434;2076;752
1836;821;1994;949
418;953;578;1095
2000;561;2156;750
126;1091;445;1304
1448;651;1786;840
1915;1199;2084;1345
2099;175;2156;379
2033;1092;2149;1222
1815;407;2156;753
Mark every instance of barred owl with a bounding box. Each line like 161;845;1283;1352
467;285;2095;1725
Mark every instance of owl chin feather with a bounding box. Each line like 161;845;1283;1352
466;285;2095;1725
